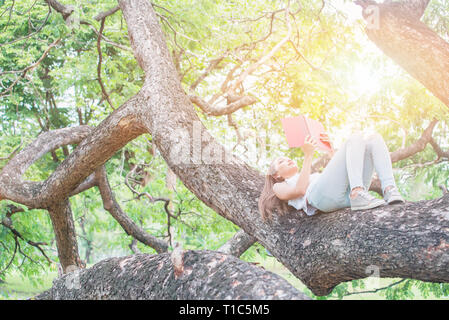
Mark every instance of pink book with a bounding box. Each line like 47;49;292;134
281;115;333;153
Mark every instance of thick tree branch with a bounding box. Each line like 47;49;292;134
95;166;169;254
356;0;430;21
402;0;431;20
36;102;145;207
47;199;85;272
36;251;310;300
429;137;449;160
390;119;439;162
69;173;97;197
356;0;449;107
218;229;257;257
45;0;74;20
0;126;92;206
94;5;120;21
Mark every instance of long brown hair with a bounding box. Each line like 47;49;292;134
258;158;291;221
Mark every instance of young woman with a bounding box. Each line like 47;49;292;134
258;131;405;220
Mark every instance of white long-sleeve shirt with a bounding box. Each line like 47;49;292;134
284;172;320;216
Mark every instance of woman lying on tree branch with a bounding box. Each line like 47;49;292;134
258;132;405;220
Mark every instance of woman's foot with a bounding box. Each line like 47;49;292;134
383;185;405;205
350;187;386;211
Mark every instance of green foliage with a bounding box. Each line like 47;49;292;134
0;0;448;300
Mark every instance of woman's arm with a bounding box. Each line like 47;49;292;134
294;153;314;196
273;136;317;201
272;154;313;201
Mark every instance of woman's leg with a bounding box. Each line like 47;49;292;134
307;132;368;212
349;141;376;199
307;132;390;212
364;132;397;195
346;132;369;195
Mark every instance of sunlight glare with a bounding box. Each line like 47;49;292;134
349;63;383;98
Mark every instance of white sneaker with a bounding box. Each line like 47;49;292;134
350;189;386;211
383;186;405;205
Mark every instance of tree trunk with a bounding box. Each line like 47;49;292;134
47;200;84;272
356;0;449;107
35;250;310;300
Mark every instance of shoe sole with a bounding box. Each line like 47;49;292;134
387;199;405;205
385;194;405;205
351;200;386;211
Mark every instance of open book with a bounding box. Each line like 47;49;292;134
281;115;333;153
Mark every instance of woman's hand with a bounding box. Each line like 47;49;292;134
301;135;318;156
319;132;334;156
319;132;331;144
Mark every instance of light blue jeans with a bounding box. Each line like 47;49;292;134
306;132;397;213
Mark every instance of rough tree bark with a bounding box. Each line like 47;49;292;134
35;250;310;300
47;200;85;272
218;229;257;257
355;0;449;107
1;0;448;298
